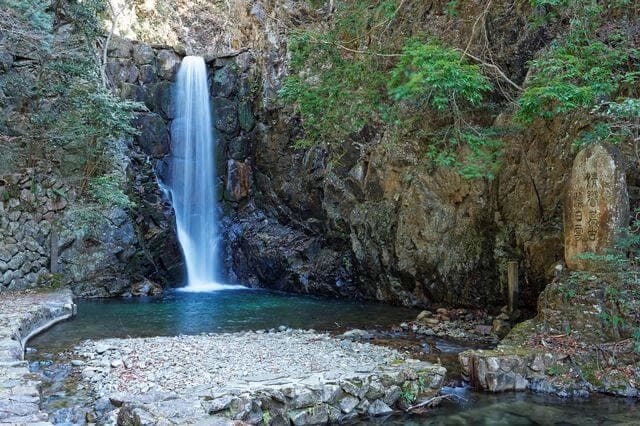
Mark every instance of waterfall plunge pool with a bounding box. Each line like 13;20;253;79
27;289;640;425
27;288;421;351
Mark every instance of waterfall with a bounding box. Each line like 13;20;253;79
168;56;229;292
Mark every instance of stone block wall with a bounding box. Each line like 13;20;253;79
0;170;66;290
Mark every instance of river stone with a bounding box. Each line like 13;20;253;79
205;395;235;413
131;279;163;297
289;404;329;425
563;144;629;270
368;399;393;416
338;395;359;413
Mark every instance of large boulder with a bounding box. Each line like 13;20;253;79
133;43;155;65
228;133;251;161
213;64;238;98
153;81;174;119
107;36;133;58
157;50;181;80
138;64;158;84
57;207;138;297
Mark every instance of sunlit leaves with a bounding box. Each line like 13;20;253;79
389;39;492;111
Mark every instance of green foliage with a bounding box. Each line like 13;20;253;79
445;1;459;16
545;363;569;377
28;58;142;185
389;39;492;111
516;38;631;123
0;0;53;33
400;381;417;403
89;175;135;209
280;1;500;179
517;0;639;162
575;98;640;148
400;377;428;403
279;29;387;148
517;1;638;133
1;0;142;192
261;410;271;424
574;211;640;344
65;0;108;42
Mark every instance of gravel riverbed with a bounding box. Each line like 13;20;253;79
74;330;446;424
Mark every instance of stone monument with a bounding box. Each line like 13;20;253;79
564;144;629;270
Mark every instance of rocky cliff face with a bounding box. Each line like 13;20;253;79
2;1;637;309
198;1;558;308
213;0;637;309
91;0;636;308
0;7;183;296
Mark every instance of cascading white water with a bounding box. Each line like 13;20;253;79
169;56;229;292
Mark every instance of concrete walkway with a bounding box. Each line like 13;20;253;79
0;289;75;425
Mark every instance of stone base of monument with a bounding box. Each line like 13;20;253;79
459;271;640;398
74;331;446;425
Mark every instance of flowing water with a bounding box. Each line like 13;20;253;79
168;56;231;292
27;291;640;425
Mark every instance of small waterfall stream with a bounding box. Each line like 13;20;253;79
168;56;228;291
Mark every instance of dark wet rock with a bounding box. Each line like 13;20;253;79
133;43;156;65
133;113;170;158
213;64;238;98
153;81;174;119
228;133;251;161
138;64;158;84
213;97;239;134
228;203;356;299
225;160;251;201
238;101;255;132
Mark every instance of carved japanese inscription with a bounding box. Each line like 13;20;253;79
564;144;629;271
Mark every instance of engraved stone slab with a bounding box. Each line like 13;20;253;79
564;144;629;270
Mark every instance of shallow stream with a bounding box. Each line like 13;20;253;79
27;289;640;425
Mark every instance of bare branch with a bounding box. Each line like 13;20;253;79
458;49;523;91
